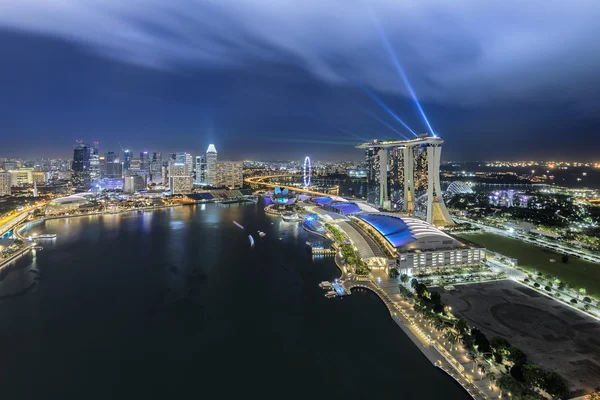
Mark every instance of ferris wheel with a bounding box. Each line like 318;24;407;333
303;156;311;187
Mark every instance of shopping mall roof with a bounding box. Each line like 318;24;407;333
353;213;464;251
328;202;361;215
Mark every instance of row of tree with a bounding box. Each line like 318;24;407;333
398;278;569;400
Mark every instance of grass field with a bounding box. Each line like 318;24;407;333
457;232;600;297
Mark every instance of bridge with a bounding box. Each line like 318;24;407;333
244;174;335;197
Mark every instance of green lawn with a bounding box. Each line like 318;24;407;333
457;232;600;297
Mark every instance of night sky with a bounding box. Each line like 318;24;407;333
1;1;599;161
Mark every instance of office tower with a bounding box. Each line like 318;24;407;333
9;168;34;186
104;152;123;178
356;135;453;226
32;171;47;184
123;174;147;193
90;141;100;180
175;152;193;176
0;172;11;196
140;151;150;171
123;150;132;176
150;152;163;184
195;155;207;185
168;160;192;194
216;161;243;189
2;161;18;171
206;144;217;186
72;142;91;187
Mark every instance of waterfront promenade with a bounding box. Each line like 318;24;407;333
344;277;495;400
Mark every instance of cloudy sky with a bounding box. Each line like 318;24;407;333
1;0;599;160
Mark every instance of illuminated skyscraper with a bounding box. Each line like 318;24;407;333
140;151;150;171
356;135;453;226
104;151;122;178
89;141;100;181
206;144;217;186
123;150;132;177
72;142;91;187
195;154;207;185
216;161;243;189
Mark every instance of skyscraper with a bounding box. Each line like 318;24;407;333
0;172;11;196
206;144;217;186
72;142;91;187
104;152;123;178
89;141;100;181
216;161;243;189
123;150;132;177
194;155;207;185
356;136;453;226
140;151;150;171
150;152;163;184
168;160;193;194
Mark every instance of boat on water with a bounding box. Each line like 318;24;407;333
249;235;255;247
281;212;300;222
550;259;556;263
258;231;266;237
319;281;332;289
233;221;244;230
325;291;336;298
35;234;57;240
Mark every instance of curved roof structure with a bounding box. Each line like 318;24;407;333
353;213;463;251
328;202;361;215
447;181;474;194
312;196;333;206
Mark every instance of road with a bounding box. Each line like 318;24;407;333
456;218;600;264
245;174;335;197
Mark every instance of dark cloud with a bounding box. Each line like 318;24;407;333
0;1;599;160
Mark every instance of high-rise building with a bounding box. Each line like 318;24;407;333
9;168;34;186
140;151;150;171
104;152;123;178
72;142;91;187
0;172;11;196
90;141;100;181
195;155;207;185
150;152;163;184
356;136;454;226
216;161;243;189
123;150;132;176
175;152;193;176
206;144;218;186
123;174;147;193
169;161;193;194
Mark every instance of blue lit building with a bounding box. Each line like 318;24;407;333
352;213;483;274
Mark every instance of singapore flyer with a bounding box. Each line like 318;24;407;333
303;156;311;187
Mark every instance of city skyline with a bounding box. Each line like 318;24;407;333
1;2;599;161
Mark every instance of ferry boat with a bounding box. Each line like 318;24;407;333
36;234;57;240
281;212;300;222
325;291;336;298
319;281;332;290
248;235;255;247
258;231;266;237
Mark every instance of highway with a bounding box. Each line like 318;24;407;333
456;218;600;264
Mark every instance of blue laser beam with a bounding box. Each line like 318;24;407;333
359;85;417;137
371;14;437;137
350;101;410;140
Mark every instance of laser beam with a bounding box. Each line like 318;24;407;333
359;85;417;137
371;14;437;137
351;101;410;140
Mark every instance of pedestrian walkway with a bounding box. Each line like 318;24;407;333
337;221;385;259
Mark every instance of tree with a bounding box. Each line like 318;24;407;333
410;278;418;290
400;274;409;283
491;336;511;352
522;364;546;389
561;254;569;263
471;328;491;354
430;291;442;306
570;298;578;304
456;317;470;335
507;347;527;366
388;268;399;279
534;282;541;288
583;296;592;303
543;371;569;400
545;286;552;292
497;374;524;398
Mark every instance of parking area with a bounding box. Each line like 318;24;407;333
438;280;600;396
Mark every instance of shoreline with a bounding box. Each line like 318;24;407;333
333;254;483;400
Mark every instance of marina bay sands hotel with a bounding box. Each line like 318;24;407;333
356;134;454;227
